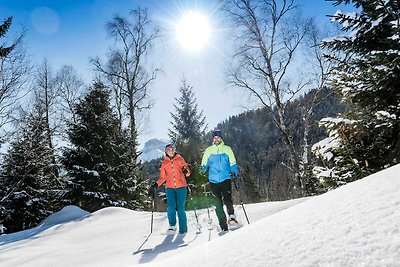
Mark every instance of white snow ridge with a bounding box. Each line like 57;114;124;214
1;165;399;266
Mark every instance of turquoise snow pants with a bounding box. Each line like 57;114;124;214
165;187;187;234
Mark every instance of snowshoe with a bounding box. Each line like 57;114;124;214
166;225;177;235
227;214;238;224
218;227;229;236
227;214;241;230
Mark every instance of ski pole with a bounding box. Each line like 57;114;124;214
150;185;155;234
135;182;156;253
188;184;202;232
206;193;212;224
202;183;212;225
232;176;250;224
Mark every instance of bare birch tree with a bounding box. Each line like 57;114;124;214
298;19;338;193
222;0;312;196
55;65;85;127
91;7;159;157
32;59;61;182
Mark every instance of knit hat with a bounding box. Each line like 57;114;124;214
212;130;222;138
165;144;174;152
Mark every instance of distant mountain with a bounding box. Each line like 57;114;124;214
139;138;169;162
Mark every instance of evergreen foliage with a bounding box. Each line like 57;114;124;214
91;8;159;167
0;105;62;233
143;87;344;201
141;157;167;211
169;80;207;162
61;82;146;212
315;0;400;184
217;88;345;200
168;80;208;196
236;166;261;203
0;17;16;58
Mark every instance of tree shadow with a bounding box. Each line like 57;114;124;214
0;215;91;247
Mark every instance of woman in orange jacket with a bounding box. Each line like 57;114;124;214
155;144;190;234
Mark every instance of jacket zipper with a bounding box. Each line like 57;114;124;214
171;158;176;188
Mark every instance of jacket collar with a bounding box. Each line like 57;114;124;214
166;153;177;160
213;140;225;147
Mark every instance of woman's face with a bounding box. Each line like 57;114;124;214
166;146;175;157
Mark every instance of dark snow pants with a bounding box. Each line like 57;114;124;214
209;179;234;231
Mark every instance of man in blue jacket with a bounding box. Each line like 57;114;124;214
201;130;238;231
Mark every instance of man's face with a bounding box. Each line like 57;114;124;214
213;136;222;145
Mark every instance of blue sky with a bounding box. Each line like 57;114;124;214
0;0;353;147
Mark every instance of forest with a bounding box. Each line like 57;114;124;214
1;0;399;234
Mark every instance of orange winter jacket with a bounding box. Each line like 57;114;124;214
157;153;190;189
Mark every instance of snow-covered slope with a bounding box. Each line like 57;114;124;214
156;164;400;266
1;165;399;266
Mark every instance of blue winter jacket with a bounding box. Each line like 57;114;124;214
201;141;238;184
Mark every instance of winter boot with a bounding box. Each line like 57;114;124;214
227;214;241;230
166;225;177;235
220;222;228;232
228;214;238;224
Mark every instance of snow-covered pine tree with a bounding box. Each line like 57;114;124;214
313;0;400;185
0;105;62;234
168;80;207;196
0;17;16;58
62;82;146;212
0;16;28;138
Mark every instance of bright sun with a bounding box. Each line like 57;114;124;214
176;11;211;52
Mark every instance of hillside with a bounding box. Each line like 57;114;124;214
1;164;399;266
142;88;346;202
217;87;346;200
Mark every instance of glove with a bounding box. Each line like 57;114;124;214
182;167;188;176
152;181;158;188
202;166;208;175
230;172;237;180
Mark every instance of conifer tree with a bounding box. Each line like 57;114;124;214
0;17;16;58
168;80;207;195
0;105;61;233
91;8;159;167
239;166;261;203
62;82;146;212
0;16;29;136
314;0;400;184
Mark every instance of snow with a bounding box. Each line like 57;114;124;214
1;165;400;266
312;166;338;179
312;136;339;161
39;205;90;227
322;35;347;43
373;65;390;72
389;34;400;40
375;111;397;120
368;16;386;32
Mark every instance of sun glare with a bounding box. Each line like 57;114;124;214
176;11;211;52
